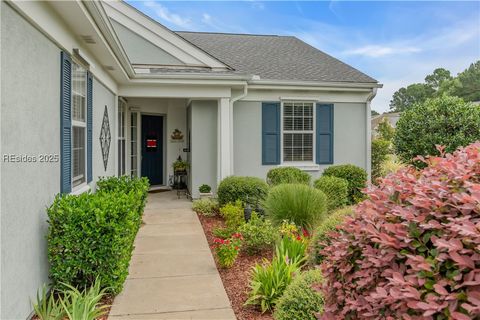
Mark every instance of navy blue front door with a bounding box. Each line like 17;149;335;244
141;115;163;185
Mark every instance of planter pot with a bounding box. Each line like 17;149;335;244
199;192;213;199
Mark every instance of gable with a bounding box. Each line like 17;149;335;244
111;20;184;66
102;1;231;71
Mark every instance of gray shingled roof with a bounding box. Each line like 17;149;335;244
176;32;377;83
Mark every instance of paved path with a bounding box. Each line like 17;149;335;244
109;192;236;320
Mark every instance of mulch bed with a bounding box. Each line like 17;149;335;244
197;214;274;320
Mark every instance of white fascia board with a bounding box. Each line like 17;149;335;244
104;1;231;70
242;89;372;104
119;84;232;99
7;0;119;93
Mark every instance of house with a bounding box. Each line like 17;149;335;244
371;112;401;138
0;1;380;318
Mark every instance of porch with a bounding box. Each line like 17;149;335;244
117;94;235;198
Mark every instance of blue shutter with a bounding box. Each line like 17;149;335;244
60;52;72;193
87;72;93;183
262;102;281;165
316;104;334;164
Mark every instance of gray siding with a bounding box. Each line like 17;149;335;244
1;3;61;318
190;101;217;198
233;100;367;181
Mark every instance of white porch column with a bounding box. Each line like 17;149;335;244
218;97;232;182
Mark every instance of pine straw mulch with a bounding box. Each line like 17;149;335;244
197;213;274;320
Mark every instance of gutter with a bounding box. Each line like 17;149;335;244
229;83;248;174
249;79;383;89
365;88;378;180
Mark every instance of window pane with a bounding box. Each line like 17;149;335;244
72;63;86;122
72;126;85;187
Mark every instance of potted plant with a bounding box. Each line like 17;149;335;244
199;184;213;198
172;159;189;173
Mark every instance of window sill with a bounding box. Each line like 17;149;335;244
280;163;320;172
71;183;91;195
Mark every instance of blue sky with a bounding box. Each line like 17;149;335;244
126;1;480;112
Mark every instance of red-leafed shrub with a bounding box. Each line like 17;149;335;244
319;142;480;320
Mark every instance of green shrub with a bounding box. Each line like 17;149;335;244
264;184;327;231
219;201;245;231
371;139;390;181
199;184;211;193
97;176;149;213
212;226;236;239
308;206;354;266
379;154;407;177
192;198;218;216
245;253;301;313
393;95;480;168
217;176;268;206
266;167;311;186
322;164;367;204
238;213;278;255
48;177;149;293
274;269;324;320
313;176;348;211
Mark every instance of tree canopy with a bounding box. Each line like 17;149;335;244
389;61;480;112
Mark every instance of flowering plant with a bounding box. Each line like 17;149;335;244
212;233;243;268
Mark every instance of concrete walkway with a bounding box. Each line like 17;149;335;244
109;191;236;320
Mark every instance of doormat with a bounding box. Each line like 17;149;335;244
148;189;170;194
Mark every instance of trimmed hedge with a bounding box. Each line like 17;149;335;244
217;176;268;206
322;164;367;204
313;176;348;211
274;269;324;320
47;177;149;293
266;167;311;186
308;206;354;266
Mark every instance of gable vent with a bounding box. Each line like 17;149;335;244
80;35;96;44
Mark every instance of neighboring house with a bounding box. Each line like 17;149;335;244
0;1;380;318
371;112;401;138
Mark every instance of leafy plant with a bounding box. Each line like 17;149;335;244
322;164;367;204
307;206;353;266
212;233;243;268
245;253;301;313
319;142;480;319
198;184;211;193
266;167;311;186
192;198;218;216
313;176;348;211
212;226;237;239
219;201;245;231
238;213;278;255
371;138;391;182
393;95;480;168
47;177;149;293
32;285;64;320
264;184;327;231
217;176;269;206
277;233;308;267
376;117;395;141
32;279;108;320
274;269;324;320
172;159;189;172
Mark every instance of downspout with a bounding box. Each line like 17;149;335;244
366;88;378;180
229;83;249;174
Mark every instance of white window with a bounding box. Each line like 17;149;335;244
282;102;314;162
118;99;126;176
72;63;87;188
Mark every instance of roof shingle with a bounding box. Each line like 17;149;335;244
176;31;377;83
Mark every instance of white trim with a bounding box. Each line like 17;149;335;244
249;79;382;89
70;183;91;195
366;88;377;179
278;163;320;172
217;98;232;182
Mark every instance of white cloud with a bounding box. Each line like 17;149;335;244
202;13;212;24
344;45;421;58
143;1;191;28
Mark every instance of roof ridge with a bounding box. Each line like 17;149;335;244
175;31;288;37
